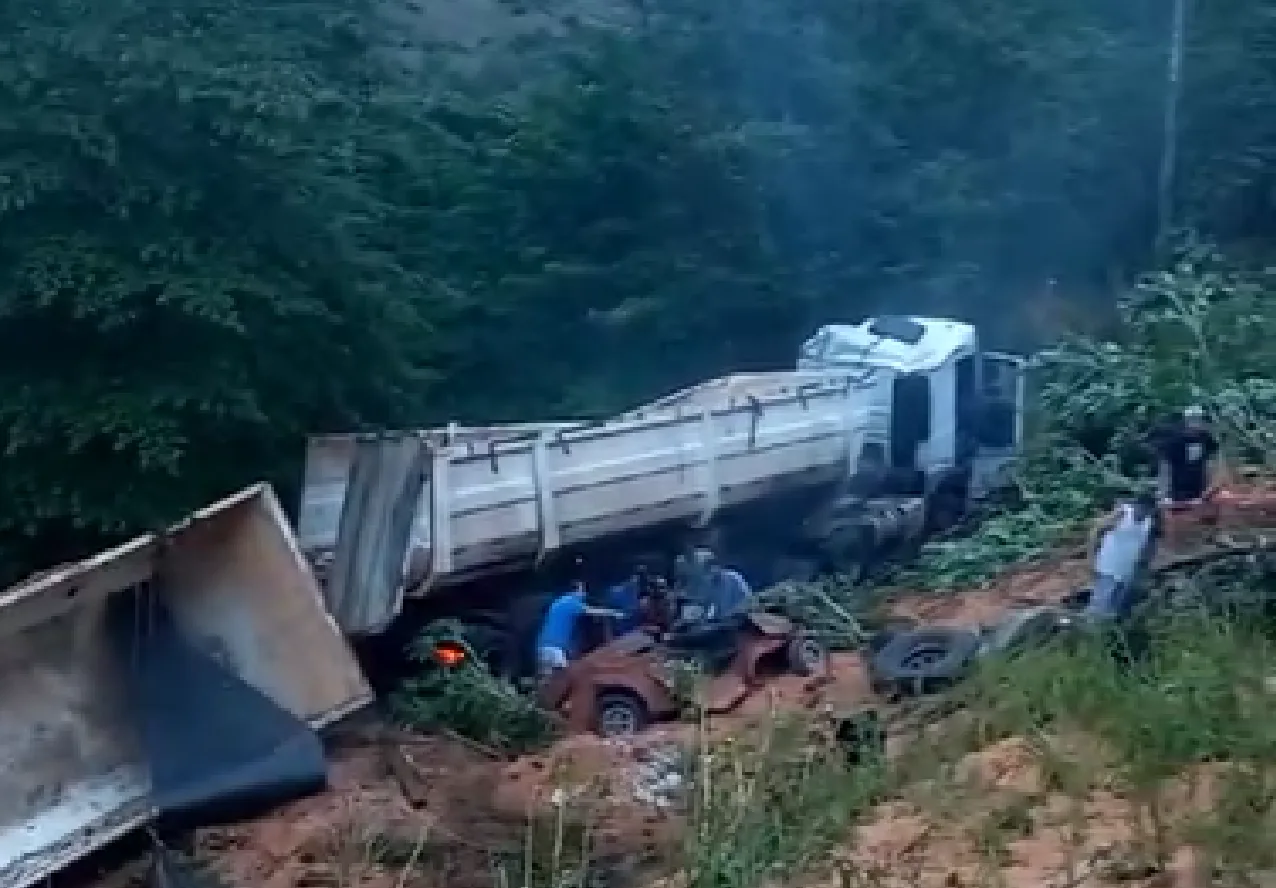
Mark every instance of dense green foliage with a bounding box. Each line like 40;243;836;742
3;0;1276;577
905;236;1276;590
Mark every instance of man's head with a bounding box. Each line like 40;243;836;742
1133;489;1159;517
690;546;717;569
1183;405;1207;429
568;555;587;597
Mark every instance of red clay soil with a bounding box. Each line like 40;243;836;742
197;730;697;888
187;656;874;888
887;558;1090;627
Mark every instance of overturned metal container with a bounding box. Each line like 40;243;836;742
0;483;373;888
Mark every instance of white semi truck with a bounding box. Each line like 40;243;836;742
296;315;1026;637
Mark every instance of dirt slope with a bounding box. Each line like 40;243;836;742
179;496;1276;888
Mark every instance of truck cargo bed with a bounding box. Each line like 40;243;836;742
297;371;890;609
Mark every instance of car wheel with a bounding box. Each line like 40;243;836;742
786;634;828;676
595;691;649;738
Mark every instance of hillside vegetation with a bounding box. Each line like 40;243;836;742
3;0;1276;581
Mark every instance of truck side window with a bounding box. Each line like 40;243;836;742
890;374;931;469
977;356;1017;448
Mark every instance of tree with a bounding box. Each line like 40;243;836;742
0;0;431;574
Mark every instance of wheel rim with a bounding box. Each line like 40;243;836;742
598;703;641;736
900;644;946;670
797;638;825;669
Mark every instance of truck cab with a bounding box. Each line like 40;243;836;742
797;315;1025;508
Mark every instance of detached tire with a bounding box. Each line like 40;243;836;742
870;627;982;697
864;616;920;655
786;634;828;677
595;691;649;738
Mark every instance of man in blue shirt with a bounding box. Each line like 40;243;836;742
535;581;624;677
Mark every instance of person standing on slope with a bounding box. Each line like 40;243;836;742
1085;490;1161;620
1150;406;1220;505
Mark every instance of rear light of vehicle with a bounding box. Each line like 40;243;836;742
432;641;469;668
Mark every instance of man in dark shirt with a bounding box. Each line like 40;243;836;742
1150;406;1219;504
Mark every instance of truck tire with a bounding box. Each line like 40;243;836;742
926;468;970;533
865;616;920;655
869;627;982;697
820;523;874;584
500;591;556;681
446;622;507;670
771;557;820;585
595;691;649;738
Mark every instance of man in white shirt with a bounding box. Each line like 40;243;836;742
1085;491;1161;619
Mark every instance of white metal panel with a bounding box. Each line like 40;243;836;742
0;485;371;888
297;372;892;592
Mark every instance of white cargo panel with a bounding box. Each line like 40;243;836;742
298;372;891;594
0;485;371;888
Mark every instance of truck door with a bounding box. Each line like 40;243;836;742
888;373;931;476
970;352;1025;498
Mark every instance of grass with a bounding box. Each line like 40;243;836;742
668;610;1276;888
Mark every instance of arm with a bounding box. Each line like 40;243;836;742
1204;432;1224;495
1088;508;1119;554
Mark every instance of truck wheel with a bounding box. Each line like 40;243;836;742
501;591;556;680
457;623;508;666
822;524;873;585
927;490;965;533
786;634;828;676
869;627;982;697
865;616;919;655
771;557;819;585
595;691;649;738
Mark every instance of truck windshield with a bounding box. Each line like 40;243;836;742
867;316;926;345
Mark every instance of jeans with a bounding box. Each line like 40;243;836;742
1085;573;1140;620
537;646;569;677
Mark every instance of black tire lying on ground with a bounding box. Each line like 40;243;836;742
869;627;983;697
864;616;921;655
